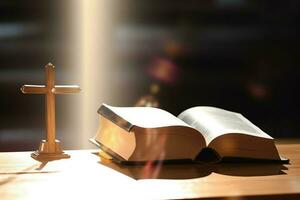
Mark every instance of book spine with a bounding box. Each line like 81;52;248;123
97;105;134;132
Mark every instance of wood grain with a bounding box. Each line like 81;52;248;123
0;144;299;200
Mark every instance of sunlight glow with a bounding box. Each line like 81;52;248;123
72;0;115;148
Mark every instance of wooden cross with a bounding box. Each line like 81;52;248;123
21;63;80;160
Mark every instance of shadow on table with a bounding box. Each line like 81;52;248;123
95;154;288;180
0;161;58;186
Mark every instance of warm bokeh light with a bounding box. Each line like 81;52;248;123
147;57;180;85
135;95;159;107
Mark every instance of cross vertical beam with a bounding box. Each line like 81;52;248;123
45;65;56;152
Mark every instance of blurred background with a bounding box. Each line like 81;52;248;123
0;0;299;152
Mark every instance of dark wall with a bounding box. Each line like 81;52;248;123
114;0;300;138
0;0;72;151
0;0;299;151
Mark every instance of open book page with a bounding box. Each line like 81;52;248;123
103;104;191;129
178;106;272;144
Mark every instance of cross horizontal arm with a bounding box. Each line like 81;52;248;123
21;85;47;94
52;85;81;94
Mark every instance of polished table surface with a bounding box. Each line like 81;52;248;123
0;144;299;200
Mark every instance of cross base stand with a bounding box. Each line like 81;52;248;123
31;139;70;161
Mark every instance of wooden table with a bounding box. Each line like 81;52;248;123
0;144;299;200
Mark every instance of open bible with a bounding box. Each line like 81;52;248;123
90;104;288;163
